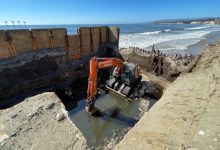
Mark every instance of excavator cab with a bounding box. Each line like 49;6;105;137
121;62;139;86
107;61;141;98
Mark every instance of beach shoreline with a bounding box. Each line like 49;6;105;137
186;30;220;55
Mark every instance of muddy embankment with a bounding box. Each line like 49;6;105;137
0;48;90;108
115;42;220;149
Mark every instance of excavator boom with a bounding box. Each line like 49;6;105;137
86;57;124;113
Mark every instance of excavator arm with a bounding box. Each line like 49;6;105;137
86;57;124;113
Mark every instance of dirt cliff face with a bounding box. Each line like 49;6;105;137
115;43;220;149
0;92;88;150
0;48;90;107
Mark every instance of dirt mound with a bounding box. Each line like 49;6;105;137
115;43;220;149
0;92;88;150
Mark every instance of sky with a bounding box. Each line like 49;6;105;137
0;0;220;25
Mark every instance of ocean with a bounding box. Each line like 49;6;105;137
1;23;220;55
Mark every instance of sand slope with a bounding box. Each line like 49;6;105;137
115;43;220;149
0;92;88;150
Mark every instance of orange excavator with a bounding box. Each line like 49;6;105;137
86;57;142;114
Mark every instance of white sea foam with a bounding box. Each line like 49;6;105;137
139;29;171;35
139;30;161;35
184;26;210;30
163;29;171;32
119;30;210;53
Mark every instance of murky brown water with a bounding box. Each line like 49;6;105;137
55;75;157;149
69;93;156;149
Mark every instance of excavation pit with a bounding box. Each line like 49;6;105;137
57;76;160;149
70;94;157;149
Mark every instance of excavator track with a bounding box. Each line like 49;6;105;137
106;75;142;102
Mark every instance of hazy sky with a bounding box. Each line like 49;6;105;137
0;0;220;25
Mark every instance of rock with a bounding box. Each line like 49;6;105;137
136;83;142;89
199;130;205;135
27;113;32;117
134;92;138;97
129;94;134;99
182;117;187;121
0;134;9;143
27;112;39;119
46;102;55;110
10;132;16;137
56;114;66;122
138;89;145;96
141;85;147;91
1;142;5;146
141;81;156;93
23;127;32;132
169;70;180;77
113;132;117;138
10;114;18;119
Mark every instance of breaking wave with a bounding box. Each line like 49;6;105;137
162;29;172;32
119;30;210;53
184;26;211;30
139;29;172;35
139;31;162;35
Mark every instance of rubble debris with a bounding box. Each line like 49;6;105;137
129;81;157;99
120;46;195;80
56;113;66;122
10;132;16;137
169;70;181;77
46;102;56;110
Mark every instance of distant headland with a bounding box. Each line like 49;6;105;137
154;17;220;24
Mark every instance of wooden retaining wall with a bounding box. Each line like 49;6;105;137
0;26;119;59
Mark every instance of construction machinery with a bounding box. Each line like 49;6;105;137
86;57;142;114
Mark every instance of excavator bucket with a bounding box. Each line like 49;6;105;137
85;105;100;115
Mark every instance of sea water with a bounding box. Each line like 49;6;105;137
118;23;220;55
1;23;220;55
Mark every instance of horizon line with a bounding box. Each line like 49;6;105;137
0;16;219;26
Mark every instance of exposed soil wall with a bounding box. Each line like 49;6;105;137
0;26;120;107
